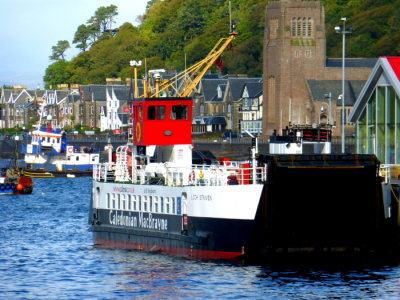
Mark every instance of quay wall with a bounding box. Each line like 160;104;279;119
0;137;355;160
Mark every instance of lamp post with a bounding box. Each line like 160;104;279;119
335;17;352;154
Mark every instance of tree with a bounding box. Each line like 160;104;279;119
43;60;71;88
49;40;71;61
87;5;118;40
73;24;92;51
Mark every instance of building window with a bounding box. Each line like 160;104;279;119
291;18;296;36
297;17;301;36
305;50;312;57
200;104;205;114
291;17;313;37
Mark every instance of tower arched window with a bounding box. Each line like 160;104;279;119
297;17;301;36
302;17;307;36
307;18;313;37
291;18;297;36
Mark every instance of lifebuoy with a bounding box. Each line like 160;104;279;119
67;147;73;153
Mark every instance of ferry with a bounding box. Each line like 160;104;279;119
88;94;399;259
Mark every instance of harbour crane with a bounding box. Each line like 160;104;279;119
134;26;237;98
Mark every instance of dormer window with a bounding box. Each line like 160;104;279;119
217;86;222;98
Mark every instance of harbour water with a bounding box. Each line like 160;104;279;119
1;177;400;299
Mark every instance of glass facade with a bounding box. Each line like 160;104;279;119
356;86;400;164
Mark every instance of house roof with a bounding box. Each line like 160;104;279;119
227;78;262;100
326;58;378;68
349;57;400;122
15;101;35;109
200;77;262;102
307;80;366;106
80;85;130;101
201;79;227;102
242;82;263;98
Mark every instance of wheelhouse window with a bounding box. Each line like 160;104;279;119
171;105;188;120
147;105;166;120
134;106;143;121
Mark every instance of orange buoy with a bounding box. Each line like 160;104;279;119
16;184;23;191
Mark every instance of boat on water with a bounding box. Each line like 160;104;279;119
20;107;100;177
89;93;400;259
90;101;400;260
0;163;33;195
88;29;399;260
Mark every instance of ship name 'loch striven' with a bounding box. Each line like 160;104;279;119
191;194;212;201
109;210;168;231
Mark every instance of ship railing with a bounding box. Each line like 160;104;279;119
185;163;267;186
93;163;115;182
380;164;400;184
93;161;267;186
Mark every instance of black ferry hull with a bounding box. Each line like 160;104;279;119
91;216;254;259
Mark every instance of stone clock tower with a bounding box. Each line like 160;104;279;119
263;0;327;135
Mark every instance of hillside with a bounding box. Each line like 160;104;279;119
44;0;400;87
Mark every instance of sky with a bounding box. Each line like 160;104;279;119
0;0;149;89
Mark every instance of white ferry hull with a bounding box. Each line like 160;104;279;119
89;180;264;259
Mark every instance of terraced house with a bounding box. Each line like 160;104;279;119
193;76;263;135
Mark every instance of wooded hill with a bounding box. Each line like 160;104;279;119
44;0;400;88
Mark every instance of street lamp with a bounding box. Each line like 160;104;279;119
335;17;352;154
